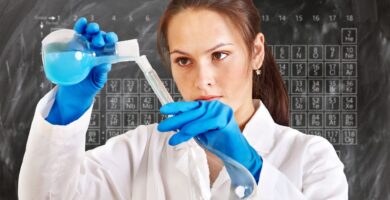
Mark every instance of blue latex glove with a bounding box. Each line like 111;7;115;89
157;100;263;183
46;17;118;125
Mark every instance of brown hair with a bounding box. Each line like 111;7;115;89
157;0;289;126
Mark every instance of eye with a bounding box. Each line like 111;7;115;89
175;57;192;67
212;52;228;60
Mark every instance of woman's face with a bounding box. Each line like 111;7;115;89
167;8;264;116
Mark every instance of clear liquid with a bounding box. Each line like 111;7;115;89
43;51;94;85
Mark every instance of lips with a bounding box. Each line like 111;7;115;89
196;96;222;101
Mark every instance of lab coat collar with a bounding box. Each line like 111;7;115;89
242;99;276;155
171;99;276;154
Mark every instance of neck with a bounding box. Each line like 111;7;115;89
235;99;256;132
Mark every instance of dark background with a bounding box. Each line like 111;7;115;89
0;0;389;199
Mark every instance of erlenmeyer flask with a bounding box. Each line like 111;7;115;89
41;29;139;85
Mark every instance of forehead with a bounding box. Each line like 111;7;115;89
166;8;245;51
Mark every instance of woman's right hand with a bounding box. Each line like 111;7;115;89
46;17;118;125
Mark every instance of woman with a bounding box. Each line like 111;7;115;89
19;0;348;199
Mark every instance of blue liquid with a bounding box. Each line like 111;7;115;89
43;50;133;85
43;51;94;85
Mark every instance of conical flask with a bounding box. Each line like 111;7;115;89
42;29;139;85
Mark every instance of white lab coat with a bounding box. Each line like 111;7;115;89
19;89;348;200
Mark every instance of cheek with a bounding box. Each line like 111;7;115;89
171;68;193;100
222;55;251;87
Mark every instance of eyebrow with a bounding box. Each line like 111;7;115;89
169;43;233;55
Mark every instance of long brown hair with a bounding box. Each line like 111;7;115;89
157;0;289;126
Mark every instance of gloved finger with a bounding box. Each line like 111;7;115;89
179;115;228;137
90;64;111;88
105;32;118;46
168;131;194;146
74;17;88;34
160;101;200;115
86;22;100;35
92;31;105;48
157;103;206;132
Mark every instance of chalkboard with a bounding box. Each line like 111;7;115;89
0;0;389;199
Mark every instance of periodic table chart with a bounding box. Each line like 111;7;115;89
270;29;358;152
36;7;359;156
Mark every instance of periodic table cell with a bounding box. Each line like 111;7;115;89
291;96;307;111
341;79;357;94
342;112;357;128
308;45;323;61
308;62;323;77
106;112;122;128
291;45;307;61
325;45;340;60
291;79;307;94
291;112;307;128
308;79;324;94
106;95;122;111
291;62;307;77
275;45;290;60
308;113;324;128
342;96;357;111
324;129;341;145
342;129;358;145
342;63;357;77
277;62;290;76
123;96;139;111
140;96;157;111
325;96;341;111
123;79;139;94
106;79;122;94
140;79;154;94
325;79;340;94
341;28;357;44
325;112;341;128
140;112;157;125
308;96;323;111
106;129;122;141
342;45;357;60
325;62;341;77
123;112;139;128
90;112;100;128
86;129;101;145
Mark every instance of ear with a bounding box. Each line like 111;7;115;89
251;33;265;71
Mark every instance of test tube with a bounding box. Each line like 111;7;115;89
135;55;256;199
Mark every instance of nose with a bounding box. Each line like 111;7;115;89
194;62;215;90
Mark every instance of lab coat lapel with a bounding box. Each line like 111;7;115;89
242;99;276;155
172;139;211;199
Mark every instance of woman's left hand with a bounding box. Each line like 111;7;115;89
157;100;262;182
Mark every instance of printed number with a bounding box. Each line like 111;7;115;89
278;15;286;22
329;15;337;22
346;15;354;21
313;15;320;22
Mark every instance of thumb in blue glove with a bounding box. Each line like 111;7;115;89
157;100;263;183
46;17;118;125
